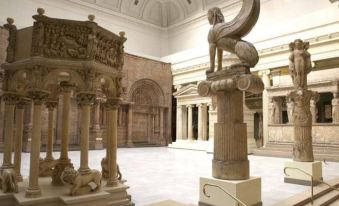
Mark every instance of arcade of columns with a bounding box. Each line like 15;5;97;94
176;103;212;141
0;8;133;205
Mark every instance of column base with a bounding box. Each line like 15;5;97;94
78;167;92;175
199;176;262;206
284;161;323;186
212;159;249;180
106;179;119;187
52;159;74;186
25;187;42;198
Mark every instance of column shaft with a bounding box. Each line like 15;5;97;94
202;104;208;140
182;106;188;139
198;104;203;140
60;91;71;160
259;70;271;147
106;106;119;186
79;105;91;174
26;103;43;198
2;103;15;168
176;105;182;140
14;106;25;181
332;93;339;123
187;105;193;140
127;105;133;146
159;108;164;142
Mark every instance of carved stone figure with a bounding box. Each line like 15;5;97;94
206;0;260;73
287;39;319;162
0;168;18;193
289;39;312;91
39;158;57;177
101;157;122;181
60;167;102;196
286;97;294;124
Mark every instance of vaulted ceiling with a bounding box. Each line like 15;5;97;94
69;0;227;27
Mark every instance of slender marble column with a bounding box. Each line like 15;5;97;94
197;104;203;140
77;92;96;175
258;70;271;147
202;103;208;140
187;105;193;140
105;98;120;187
59;83;72;161
92;99;101;130
1;93;18;170
14;99;28;181
127;103;133;146
332;92;339;123
45;101;58;161
159;107;164;142
52;82;74;185
176;105;183;140
26;90;48;198
182;106;188;139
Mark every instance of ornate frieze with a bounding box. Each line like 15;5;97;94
30;9;126;69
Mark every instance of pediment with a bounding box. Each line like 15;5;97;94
173;84;198;97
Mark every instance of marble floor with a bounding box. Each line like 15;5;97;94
1;147;339;205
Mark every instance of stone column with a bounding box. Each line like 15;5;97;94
332;92;339;123
202;103;208;140
176;105;183;140
258;70;271;147
45;101;58;161
198;68;264;180
14;98;29;181
187;105;194;140
182;105;188;139
77;92;95;175
105;98;120;187
92;99;101;129
197;104;203;140
25;90;48;198
208;103;216;140
310;99;318;124
1;92;18;170
127;103;133;146
159;107;164;143
52;82;74;185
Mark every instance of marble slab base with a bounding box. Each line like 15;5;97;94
199;176;262;206
284;161;323;186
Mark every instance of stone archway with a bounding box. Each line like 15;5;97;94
127;79;166;145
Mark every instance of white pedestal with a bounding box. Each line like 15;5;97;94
199;176;262;206
284;161;323;186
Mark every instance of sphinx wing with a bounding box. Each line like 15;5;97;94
215;0;260;40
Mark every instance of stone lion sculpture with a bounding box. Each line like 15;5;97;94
0;168;18;193
60;167;102;196
206;0;260;73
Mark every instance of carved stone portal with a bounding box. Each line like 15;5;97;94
288;39;319;162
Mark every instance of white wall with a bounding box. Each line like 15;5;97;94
163;0;339;70
0;0;166;60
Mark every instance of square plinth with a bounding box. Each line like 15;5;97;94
284;161;323;186
199;176;262;206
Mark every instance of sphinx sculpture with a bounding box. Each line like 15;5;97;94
60;167;102;196
206;0;260;73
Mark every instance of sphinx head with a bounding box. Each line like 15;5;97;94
208;7;225;25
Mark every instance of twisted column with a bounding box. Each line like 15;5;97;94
25;90;49;198
105;98;120;187
77;92;96;175
1;92;19;170
14;98;29;181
